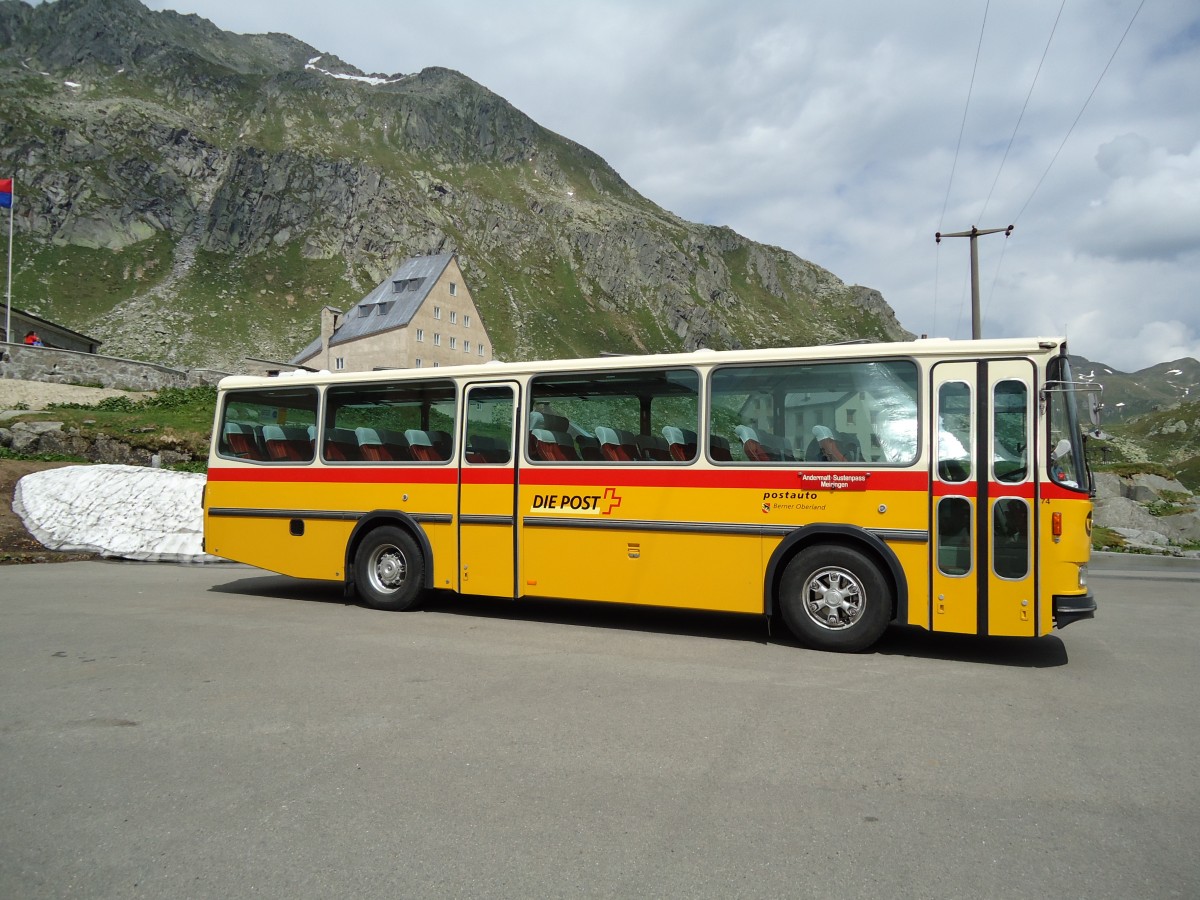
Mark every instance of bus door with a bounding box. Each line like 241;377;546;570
930;360;1036;636
458;382;519;598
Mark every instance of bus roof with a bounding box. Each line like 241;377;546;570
216;336;1069;391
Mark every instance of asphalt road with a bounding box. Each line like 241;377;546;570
1;554;1197;899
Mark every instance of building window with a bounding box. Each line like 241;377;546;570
450;282;457;296
433;362;440;368
415;358;422;368
335;357;345;370
478;344;484;356
434;333;441;347
416;328;424;342
464;340;471;353
464;315;471;328
450;311;458;325
449;337;457;350
433;306;442;320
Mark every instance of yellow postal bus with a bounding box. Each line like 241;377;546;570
203;337;1097;651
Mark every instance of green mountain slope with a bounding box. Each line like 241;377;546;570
0;0;911;368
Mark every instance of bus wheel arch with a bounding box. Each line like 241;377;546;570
346;513;433;611
766;526;905;652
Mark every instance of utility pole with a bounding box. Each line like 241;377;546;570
935;224;1013;339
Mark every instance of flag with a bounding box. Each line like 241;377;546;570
0;178;11;208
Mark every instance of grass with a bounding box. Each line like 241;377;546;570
21;386;220;460
14;232;176;330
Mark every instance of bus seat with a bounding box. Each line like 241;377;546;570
636;433;670;461
806;425;847;462
405;429;443;461
247;424;267;458
662;426;694;462
540;430;574;460
467;434;509;464
575;434;602;461
428;430;453;459
323;427;361;461
709;434;732;461
223;422;260;459
531;428;568;461
262;425;310;461
735;425;772;462
595;426;633;461
837;432;862;462
356;427;410;461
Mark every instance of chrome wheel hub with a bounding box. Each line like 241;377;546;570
803;567;865;631
370;546;407;594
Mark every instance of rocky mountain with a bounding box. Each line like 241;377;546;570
0;0;911;369
1072;354;1200;420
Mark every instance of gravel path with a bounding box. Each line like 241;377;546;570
0;378;152;414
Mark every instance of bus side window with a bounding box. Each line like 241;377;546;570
710;359;918;465
528;367;700;464
217;388;318;463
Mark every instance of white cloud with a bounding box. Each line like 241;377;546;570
1076;136;1200;261
135;0;1200;372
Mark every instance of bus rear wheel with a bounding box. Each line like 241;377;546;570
354;526;425;611
779;545;891;652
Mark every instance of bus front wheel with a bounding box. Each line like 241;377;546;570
353;526;425;611
779;545;891;652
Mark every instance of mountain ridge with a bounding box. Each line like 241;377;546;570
0;0;911;369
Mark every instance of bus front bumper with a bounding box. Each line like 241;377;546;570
1053;590;1096;628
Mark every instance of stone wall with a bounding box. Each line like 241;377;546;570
0;342;229;390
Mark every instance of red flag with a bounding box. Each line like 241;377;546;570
0;178;11;208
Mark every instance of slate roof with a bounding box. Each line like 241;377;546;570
290;253;456;364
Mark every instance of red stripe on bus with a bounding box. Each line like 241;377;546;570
206;466;459;485
209;466;927;492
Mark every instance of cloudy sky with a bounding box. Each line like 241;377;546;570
140;0;1199;372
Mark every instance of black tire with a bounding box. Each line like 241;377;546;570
778;545;892;652
353;526;425;611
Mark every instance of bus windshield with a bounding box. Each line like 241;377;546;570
1046;356;1090;494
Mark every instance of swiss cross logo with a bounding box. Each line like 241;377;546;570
602;487;623;515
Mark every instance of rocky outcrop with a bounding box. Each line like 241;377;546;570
1093;471;1200;556
0;421;195;468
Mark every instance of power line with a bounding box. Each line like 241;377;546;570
935;0;991;332
977;0;1067;225
938;0;991;232
1012;0;1146;226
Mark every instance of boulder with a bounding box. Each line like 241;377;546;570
1128;473;1191;502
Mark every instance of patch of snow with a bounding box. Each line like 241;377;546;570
14;465;223;563
64;81;81;88
1167;368;1183;376
304;58;406;87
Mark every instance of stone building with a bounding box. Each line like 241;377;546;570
290;253;492;372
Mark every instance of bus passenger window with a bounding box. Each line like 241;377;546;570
528;367;699;464
325;379;457;464
709;359;918;464
217;387;318;463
